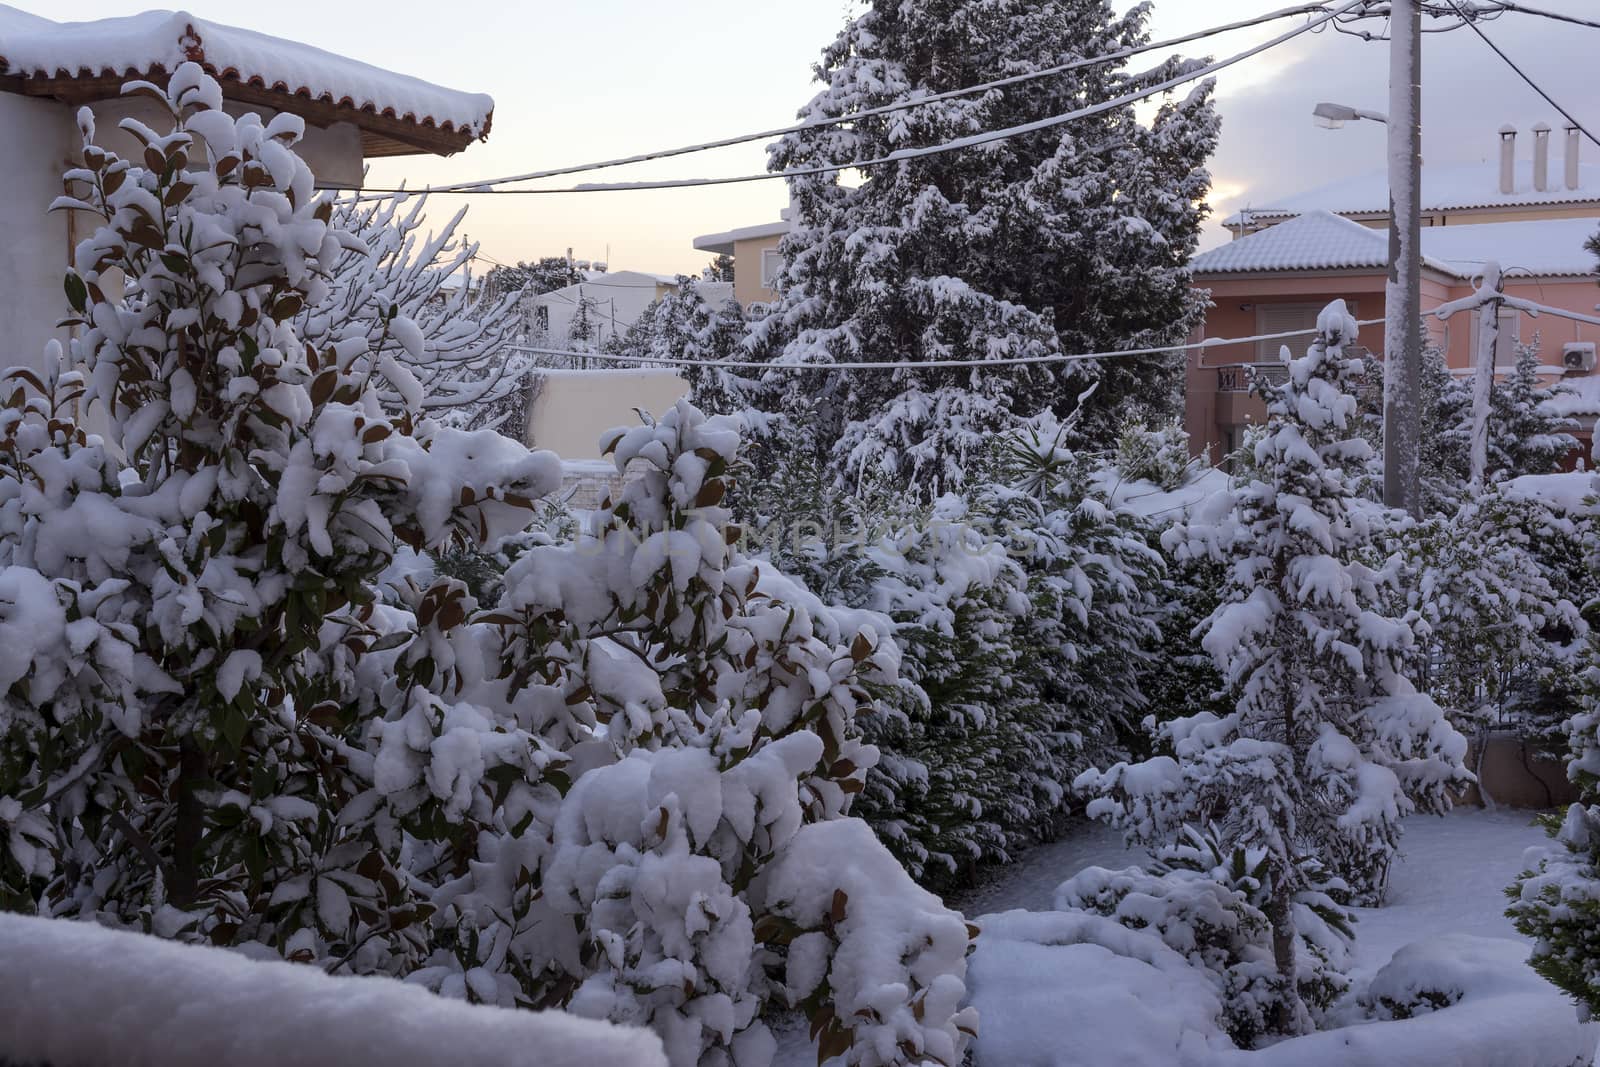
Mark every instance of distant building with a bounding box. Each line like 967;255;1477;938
692;209;791;307
523;270;697;350
0;5;493;378
1188;125;1600;460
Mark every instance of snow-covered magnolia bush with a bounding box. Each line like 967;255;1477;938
1078;303;1469;1039
0;67;977;1067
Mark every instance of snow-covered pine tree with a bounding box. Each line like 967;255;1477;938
749;0;1219;496
621;277;753;416
1404;489;1582;749
1079;302;1470;1037
1353;342;1470;513
1509;611;1600;1014
1485;338;1578;482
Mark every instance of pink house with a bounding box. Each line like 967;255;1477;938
1187;128;1600;460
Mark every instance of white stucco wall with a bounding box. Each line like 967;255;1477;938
0;92;80;379
524;369;691;460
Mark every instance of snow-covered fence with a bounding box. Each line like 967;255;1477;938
0;914;667;1067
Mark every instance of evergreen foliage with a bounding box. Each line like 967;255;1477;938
747;0;1220;495
0;69;978;1067
1079;303;1469;1038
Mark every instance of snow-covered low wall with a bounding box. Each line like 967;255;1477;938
0;913;667;1067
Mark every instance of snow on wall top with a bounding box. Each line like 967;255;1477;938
1191;210;1460;276
0;911;668;1067
1225;159;1600;227
0;6;492;141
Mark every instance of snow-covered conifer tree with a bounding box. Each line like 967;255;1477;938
1485;339;1578;481
1079;302;1469;1037
621;278;753;415
749;0;1220;495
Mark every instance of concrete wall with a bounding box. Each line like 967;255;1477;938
524;368;690;460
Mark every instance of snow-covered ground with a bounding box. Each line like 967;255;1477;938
779;808;1594;1066
961;807;1548;983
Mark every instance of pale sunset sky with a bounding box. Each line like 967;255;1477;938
7;0;1598;274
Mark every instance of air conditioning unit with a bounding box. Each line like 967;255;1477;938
1563;341;1597;372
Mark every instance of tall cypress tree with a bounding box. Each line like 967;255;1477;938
750;0;1220;496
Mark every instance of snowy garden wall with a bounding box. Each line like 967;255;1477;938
0;912;668;1067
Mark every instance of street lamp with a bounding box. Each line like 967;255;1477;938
1312;102;1389;129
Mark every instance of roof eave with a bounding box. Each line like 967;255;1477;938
0;67;487;157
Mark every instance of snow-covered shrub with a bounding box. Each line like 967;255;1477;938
1112;419;1202;492
1080;303;1469;1037
0;68;976;1067
299;191;532;432
1056;826;1351;1046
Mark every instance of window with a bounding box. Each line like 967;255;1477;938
760;248;783;290
1255;302;1360;363
533;305;549;332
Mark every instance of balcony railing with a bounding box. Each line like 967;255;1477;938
1216;362;1290;393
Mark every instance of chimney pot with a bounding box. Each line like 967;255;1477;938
1567;123;1582;191
1534;121;1553;192
1499;125;1517;194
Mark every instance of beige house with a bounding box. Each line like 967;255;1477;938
0;5;493;379
692;210;791;306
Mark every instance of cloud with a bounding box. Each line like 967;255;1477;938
1203;6;1599;247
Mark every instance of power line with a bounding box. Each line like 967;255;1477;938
347;0;1365;200
1483;0;1600;32
1446;0;1600;149
508;318;1388;372
340;3;1338;198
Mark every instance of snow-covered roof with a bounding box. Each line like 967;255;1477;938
1542;372;1600;419
0;6;493;156
1194;210;1599;281
1192;210;1462;276
693;219;791;256
1417;218;1600;278
1226;159;1600;227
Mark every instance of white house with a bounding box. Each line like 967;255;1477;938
522;271;733;350
0;5;494;378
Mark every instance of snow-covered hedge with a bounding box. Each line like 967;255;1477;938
0;66;975;1067
0;912;667;1067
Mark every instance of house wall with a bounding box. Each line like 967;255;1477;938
0;89;370;385
1187;269;1600;459
524;368;690;460
525;277;671;350
0;92;82;379
733;234;782;306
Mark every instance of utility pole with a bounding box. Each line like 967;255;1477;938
1383;0;1423;515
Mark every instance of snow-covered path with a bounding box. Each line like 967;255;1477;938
956;807;1550;980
